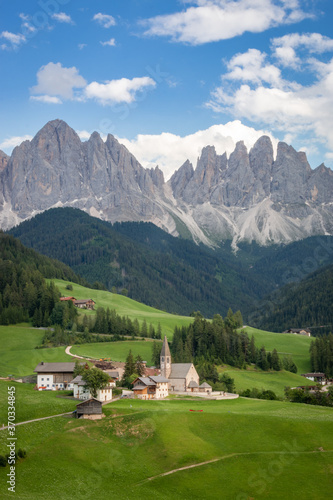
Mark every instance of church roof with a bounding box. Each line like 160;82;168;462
170;363;193;379
188;380;199;388
161;336;171;358
199;382;212;388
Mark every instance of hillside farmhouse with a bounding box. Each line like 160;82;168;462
60;296;76;303
34;362;75;390
132;375;169;400
70;375;113;402
74;299;95;310
283;328;311;337
301;372;326;384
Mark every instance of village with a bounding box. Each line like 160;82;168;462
34;336;242;419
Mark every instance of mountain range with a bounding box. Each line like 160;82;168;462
1;119;333;247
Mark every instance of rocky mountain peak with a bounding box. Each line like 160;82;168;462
0;150;9;172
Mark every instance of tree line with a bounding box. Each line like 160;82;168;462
310;333;333;377
170;310;297;373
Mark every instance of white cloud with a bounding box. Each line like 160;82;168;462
0;135;33;153
30;62;87;100
100;38;116;47
84;77;156;105
0;31;26;48
30;95;62;104
51;13;74;24
92;13;116;28
78;43;87;50
206;48;333;157
141;0;310;45
272;32;333;67
116;121;278;179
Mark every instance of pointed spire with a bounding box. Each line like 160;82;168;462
161;336;171;358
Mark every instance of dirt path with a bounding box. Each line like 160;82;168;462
0;412;73;431
141;449;333;483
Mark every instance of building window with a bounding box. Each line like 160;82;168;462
41;378;44;381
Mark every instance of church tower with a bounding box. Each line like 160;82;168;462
160;335;171;379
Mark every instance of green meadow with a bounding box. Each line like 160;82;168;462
0;326;69;378
50;279;193;337
222;366;314;398
0;397;332;499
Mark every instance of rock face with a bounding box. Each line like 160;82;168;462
1;119;333;247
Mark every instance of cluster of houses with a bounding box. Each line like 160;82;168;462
34;337;213;413
283;328;311;337
60;297;96;310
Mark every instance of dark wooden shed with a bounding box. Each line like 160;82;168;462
76;398;103;420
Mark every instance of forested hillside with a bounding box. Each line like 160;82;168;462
9;207;333;320
9;208;269;317
253;264;333;335
0;232;86;325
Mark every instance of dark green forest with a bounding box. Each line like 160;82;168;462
0;232;85;325
310;333;333;377
9;207;333;323
252;264;333;336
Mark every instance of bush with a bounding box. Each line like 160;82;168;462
17;448;27;459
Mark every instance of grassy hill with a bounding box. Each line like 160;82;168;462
0;394;332;499
50;278;193;337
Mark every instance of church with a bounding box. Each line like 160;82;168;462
160;336;201;392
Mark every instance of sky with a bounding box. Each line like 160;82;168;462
1;0;333;179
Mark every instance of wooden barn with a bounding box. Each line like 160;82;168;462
76;398;103;420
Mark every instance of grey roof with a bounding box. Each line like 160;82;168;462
138;377;156;386
188;380;199;388
199;382;212;388
169;363;193;379
161;336;171;358
70;375;83;384
149;376;169;383
133;385;148;391
104;371;119;378
76;398;102;407
34;362;76;373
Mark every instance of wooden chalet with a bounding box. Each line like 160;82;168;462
76;398;103;420
74;299;96;310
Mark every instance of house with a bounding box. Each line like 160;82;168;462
199;382;212;394
34;362;75;391
301;372;326;384
60;296;76;303
160;336;200;392
70;375;113;402
76;398;103;420
283;328;311;337
74;299;96;310
132;375;169;400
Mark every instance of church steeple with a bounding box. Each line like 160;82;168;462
160;336;171;379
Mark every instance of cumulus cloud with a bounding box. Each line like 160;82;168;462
141;0;309;45
206;44;333;158
272;32;333;68
51;13;74;24
84;77;156;105
116;121;278;179
100;38;116;47
92;13;116;28
30;62;87;100
0;135;33;153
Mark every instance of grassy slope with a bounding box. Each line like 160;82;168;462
0;397;332;499
0;326;69;378
0;381;77;425
244;326;312;374
51;279;193;337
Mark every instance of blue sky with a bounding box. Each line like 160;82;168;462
1;0;333;178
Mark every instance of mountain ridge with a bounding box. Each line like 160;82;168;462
1;119;333;247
